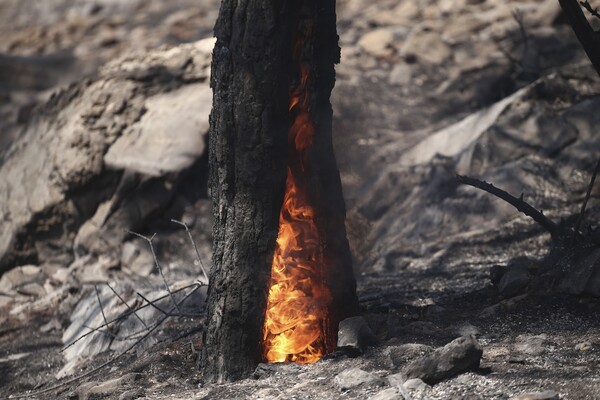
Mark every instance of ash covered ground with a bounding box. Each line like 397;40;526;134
1;0;600;399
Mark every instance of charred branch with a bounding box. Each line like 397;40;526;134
456;175;560;239
559;0;600;76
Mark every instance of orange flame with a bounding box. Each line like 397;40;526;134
262;31;332;364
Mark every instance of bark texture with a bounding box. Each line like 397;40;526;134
201;0;359;383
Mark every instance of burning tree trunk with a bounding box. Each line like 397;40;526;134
200;0;359;382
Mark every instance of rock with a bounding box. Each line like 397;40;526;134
368;387;404;400
76;373;140;399
400;28;452;65
403;378;430;390
0;39;213;272
386;372;407;386
334;368;384;391
514;334;547;356
512;390;560;400
337;316;377;355
403;335;483;384
0;265;45;294
575;341;592;352
388;343;434;367
253;363;301;379
498;266;531;298
358;28;396;58
389;63;412;86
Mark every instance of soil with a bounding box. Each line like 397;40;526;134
1;0;600;399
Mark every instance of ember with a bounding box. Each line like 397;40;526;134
262;25;332;364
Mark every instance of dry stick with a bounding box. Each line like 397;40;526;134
456;175;560;239
580;0;600;20
171;219;209;284
94;285;110;333
106;283;150;331
126;230;181;314
61;283;200;352
82;323;117;339
11;284;202;399
136;291;173;316
575;158;600;233
559;0;600;77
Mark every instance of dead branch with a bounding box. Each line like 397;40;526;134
136;291;172;316
126;230;181;314
456;175;560;239
106;283;149;331
580;0;600;20
12;284;202;399
61;283;200;352
94;285;110;333
171;219;209;284
575;158;600;233
559;0;600;77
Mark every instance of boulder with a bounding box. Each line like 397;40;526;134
0;38;214;272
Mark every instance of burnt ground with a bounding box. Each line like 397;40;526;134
2;0;600;399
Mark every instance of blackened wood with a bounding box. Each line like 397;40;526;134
456;175;560;239
200;0;359;382
199;0;294;383
559;0;600;77
302;0;360;350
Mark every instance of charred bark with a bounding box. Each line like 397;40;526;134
559;0;600;77
200;0;359;383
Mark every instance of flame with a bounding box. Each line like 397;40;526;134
262;30;332;364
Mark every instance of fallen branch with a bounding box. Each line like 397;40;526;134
456;175;560;239
11;284;202;399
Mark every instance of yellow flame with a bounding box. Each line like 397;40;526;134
262;32;331;364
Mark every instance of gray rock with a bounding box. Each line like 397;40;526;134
389;64;412;86
388;343;434;367
358;28;396;58
575;341;592;352
386;372;407;386
403;378;430;390
403;335;483;384
334;368;384;391
368;387;404;400
498;266;531;298
0;39;213;271
514;334;547;356
512;390;560;400
337;316;377;355
400;28;452;65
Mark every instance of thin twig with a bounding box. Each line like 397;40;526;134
94;285;110;333
456;175;560;239
580;0;600;20
136;291;172;317
82;323;117;339
61;283;200;352
575;158;600;233
126;230;181;314
106;283;149;331
171;219;209;284
11;285;201;399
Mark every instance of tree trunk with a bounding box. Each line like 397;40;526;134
200;0;359;383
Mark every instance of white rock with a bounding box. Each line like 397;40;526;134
335;368;384;391
358;28;396;58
